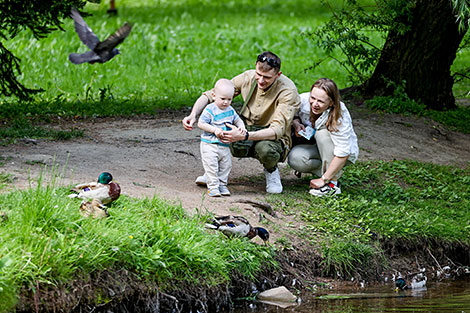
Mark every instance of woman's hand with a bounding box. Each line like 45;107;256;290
292;119;305;137
310;177;326;189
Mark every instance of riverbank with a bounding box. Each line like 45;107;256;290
2;178;470;312
11;235;470;312
1;107;470;312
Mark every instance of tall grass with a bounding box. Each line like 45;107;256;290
0;168;276;312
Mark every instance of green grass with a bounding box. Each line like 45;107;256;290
1;0;348;114
0;118;84;145
1;0;468;118
425;106;470;134
1;161;469;309
271;160;470;276
365;83;470;133
0;172;14;190
0;168;276;312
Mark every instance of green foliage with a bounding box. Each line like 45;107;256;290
306;0;414;85
0;169;276;311
0;0;93;99
321;237;377;276
309;0;470;96
0;0;469;115
365;80;426;115
364;79;470;133
0;172;14;190
452;0;470;31
0;118;84;145
272;160;470;276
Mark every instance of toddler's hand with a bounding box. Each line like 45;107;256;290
214;128;223;138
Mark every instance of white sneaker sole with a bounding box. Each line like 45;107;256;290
309;188;341;197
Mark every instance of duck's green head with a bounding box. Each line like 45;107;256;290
98;172;113;184
395;277;407;290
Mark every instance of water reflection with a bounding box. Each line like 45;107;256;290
231;278;470;313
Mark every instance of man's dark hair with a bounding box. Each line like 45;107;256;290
256;51;281;72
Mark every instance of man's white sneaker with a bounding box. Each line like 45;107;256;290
264;168;283;194
309;182;341;197
195;174;207;186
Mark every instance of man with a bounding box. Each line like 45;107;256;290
182;51;300;193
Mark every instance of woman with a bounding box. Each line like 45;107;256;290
288;78;358;196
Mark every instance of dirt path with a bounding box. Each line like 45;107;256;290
1;106;470;243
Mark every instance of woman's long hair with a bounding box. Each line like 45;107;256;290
309;78;342;132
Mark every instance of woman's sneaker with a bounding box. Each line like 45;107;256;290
309;182;341;197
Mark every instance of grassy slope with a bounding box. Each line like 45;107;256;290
2;159;469;311
0;169;275;311
269;160;470;276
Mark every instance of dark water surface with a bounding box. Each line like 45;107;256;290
231;277;470;313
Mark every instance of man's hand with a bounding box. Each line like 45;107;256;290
221;123;246;143
182;115;196;131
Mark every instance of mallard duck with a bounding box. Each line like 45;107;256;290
205;215;270;244
68;172;121;204
395;277;408;291
79;199;109;219
395;272;427;291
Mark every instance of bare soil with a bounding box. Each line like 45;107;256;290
1;105;470;245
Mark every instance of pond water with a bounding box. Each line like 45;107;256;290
231;277;470;313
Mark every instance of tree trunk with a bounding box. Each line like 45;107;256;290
363;0;465;110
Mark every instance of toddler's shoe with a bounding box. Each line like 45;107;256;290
195;174;207;186
219;185;231;196
208;188;221;197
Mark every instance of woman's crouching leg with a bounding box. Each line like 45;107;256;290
287;144;322;176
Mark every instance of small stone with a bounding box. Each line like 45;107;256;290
258;286;296;303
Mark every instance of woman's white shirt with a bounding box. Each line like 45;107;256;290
297;92;359;163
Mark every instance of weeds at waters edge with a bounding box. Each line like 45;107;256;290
268;160;470;277
0;168;276;312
